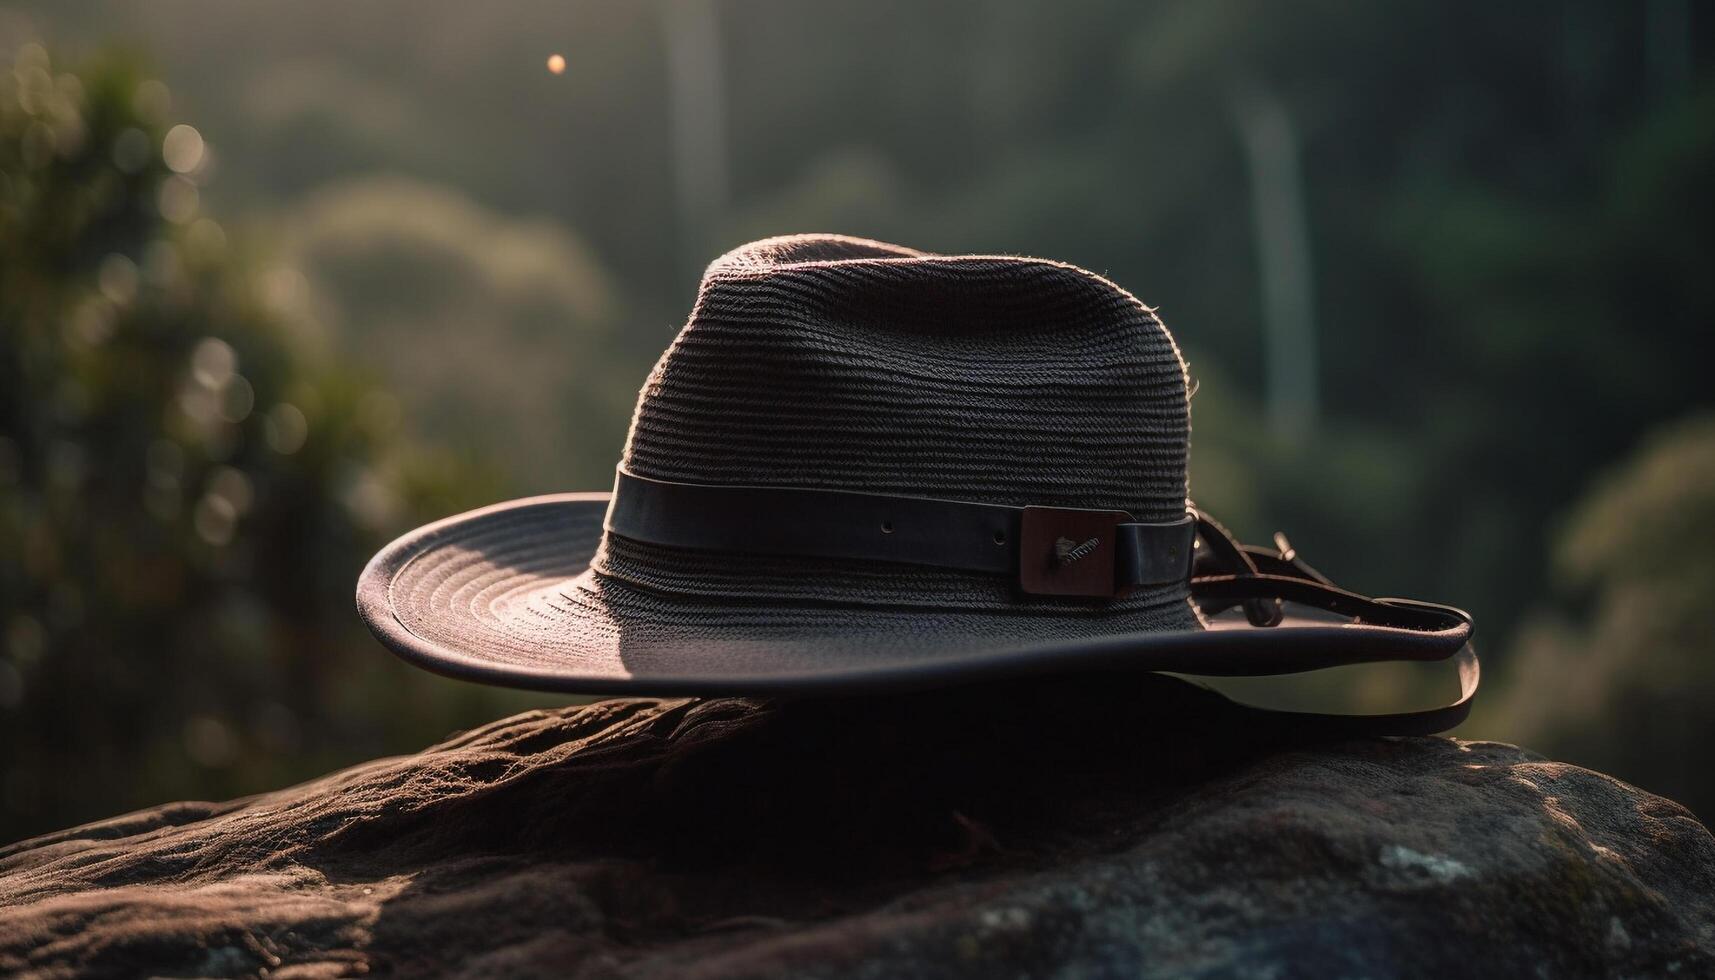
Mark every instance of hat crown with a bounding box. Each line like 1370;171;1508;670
619;234;1190;523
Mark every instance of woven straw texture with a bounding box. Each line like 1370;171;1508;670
359;234;1237;692
592;234;1197;624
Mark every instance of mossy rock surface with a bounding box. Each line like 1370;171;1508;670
3;674;1712;978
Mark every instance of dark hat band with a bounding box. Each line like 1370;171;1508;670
604;468;1196;600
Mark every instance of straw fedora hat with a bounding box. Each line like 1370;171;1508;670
357;234;1477;734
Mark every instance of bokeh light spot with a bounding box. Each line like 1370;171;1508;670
66;299;116;349
162;123;204;174
190;337;237;388
5;614;46;665
193;493;238;547
158;175;199;224
546;53;566;75
264;404;309;455
219;374;255;423
183;716;239;768
132;79;171;124
97;254;138;305
186;218;228;260
207;466;254;514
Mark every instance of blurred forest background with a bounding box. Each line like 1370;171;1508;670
2;0;1712;842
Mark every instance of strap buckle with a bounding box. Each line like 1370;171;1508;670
1017;506;1130;598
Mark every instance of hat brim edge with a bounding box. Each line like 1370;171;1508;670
356;494;1473;698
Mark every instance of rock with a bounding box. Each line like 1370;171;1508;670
2;672;1712;979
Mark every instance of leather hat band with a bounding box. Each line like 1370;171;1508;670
605;468;1197;599
604;467;1479;735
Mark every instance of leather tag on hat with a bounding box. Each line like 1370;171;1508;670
1017;506;1128;598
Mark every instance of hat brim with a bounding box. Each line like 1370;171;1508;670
356;494;1473;697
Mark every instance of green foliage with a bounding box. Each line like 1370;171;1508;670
277;174;636;492
0;46;539;841
1476;416;1715;816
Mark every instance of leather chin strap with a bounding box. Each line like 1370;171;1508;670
605;468;1478;735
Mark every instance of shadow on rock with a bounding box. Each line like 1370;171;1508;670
324;672;1293;879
